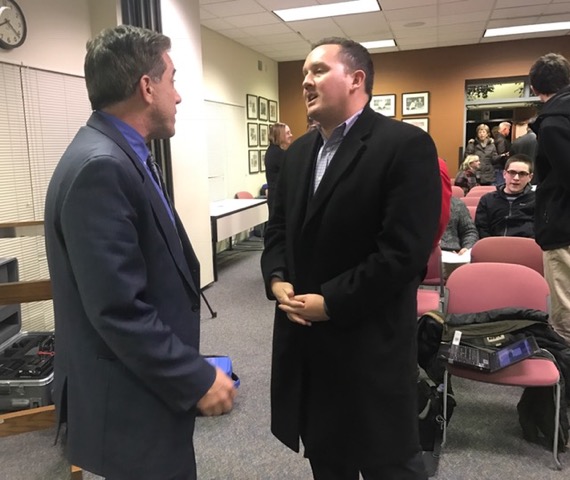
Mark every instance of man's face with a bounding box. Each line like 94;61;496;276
500;124;511;136
302;44;355;129
148;52;182;139
503;161;532;194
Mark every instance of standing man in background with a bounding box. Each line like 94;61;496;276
44;25;235;480
261;37;441;480
529;52;570;345
493;121;511;184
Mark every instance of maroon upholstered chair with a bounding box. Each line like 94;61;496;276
459;195;481;207
470;236;544;276
442;262;562;469
234;191;254;199
417;245;443;316
465;185;495;197
451;185;465;198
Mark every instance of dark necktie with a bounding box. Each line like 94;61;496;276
146;153;175;217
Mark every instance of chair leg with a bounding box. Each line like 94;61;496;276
553;381;562;470
442;369;449;446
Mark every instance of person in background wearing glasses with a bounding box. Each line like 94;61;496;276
529;52;570;345
475;154;535;239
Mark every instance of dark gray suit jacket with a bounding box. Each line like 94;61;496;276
261;107;441;466
44;112;215;479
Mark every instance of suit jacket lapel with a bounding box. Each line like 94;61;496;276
87;113;199;297
302;108;375;229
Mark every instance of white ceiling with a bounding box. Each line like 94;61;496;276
199;0;570;62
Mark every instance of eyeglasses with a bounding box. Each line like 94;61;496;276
505;170;530;178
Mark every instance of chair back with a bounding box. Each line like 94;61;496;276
466;205;477;221
471;236;543;276
234;191;254;199
459;196;481;207
466;186;495;197
451;185;465;198
445;262;549;314
422;245;444;293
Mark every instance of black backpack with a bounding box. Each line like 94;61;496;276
418;378;456;476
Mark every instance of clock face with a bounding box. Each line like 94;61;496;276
0;0;27;49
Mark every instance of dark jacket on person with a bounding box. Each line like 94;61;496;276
510;130;538;162
530;85;570;250
494;132;510;155
454;169;479;194
261;106;441;466
264;142;285;214
475;184;535;238
440;197;479;252
465;138;500;185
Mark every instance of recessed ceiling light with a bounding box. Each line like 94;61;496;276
484;21;570;37
360;39;396;49
404;21;425;28
274;0;380;22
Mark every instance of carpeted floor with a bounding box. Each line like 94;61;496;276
1;238;568;479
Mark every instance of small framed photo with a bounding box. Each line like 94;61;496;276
248;123;258;147
268;100;278;122
402;117;429;133
246;94;258;119
259;124;269;147
402;92;429;116
248;150;260;174
260;150;266;172
258;97;269;121
370;94;395;117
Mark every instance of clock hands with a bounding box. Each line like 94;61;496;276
5;18;18;35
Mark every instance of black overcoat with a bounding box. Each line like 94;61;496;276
261;107;441;466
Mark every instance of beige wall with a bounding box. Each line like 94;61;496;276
278;36;570;178
201;26;279;200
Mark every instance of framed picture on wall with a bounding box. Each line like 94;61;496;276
259;123;269;147
402;92;429;115
268;100;278;122
248;122;258;147
249;150;260;174
246;94;258;119
258;97;269;121
402;117;429;133
260;150;266;172
370;94;396;117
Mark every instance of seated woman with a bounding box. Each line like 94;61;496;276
454;155;480;195
440;196;479;279
464;123;499;186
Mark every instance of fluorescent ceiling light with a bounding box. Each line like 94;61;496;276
484;21;570;37
360;39;396;49
274;0;380;22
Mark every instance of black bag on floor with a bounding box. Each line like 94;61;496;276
418;378;456;476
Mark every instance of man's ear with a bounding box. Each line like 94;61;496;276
139;74;153;104
351;70;365;91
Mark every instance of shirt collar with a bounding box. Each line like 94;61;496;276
97;111;150;164
318;108;364;141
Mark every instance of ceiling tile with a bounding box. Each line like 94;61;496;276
224;12;282;28
201;0;266;17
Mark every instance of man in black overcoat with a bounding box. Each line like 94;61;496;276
261;37;441;480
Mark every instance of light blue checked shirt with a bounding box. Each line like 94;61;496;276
313;109;363;193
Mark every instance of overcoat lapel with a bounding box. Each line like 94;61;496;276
87;113;199;297
302;108;375;230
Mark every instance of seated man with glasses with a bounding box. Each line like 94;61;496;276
475;154;536;238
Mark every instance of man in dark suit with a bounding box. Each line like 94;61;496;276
260;38;441;480
44;26;236;480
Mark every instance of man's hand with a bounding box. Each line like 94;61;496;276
280;293;330;324
456;248;468;255
197;367;237;416
271;279;330;326
271;279;311;326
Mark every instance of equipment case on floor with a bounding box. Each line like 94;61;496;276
0;257;54;411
